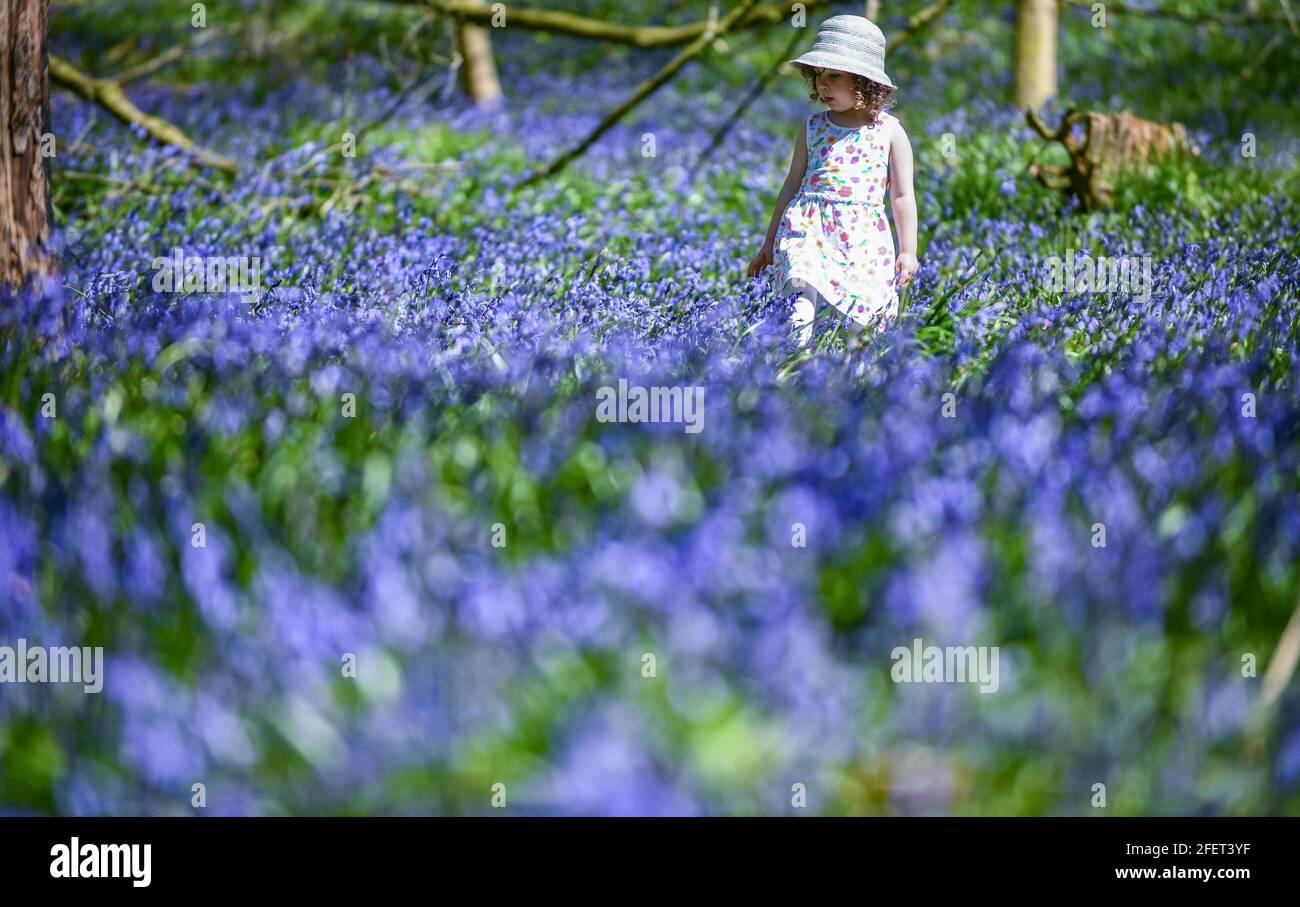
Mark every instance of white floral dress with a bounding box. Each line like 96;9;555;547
771;109;900;329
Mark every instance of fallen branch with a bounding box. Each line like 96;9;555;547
1281;0;1300;37
54;154;238;213
110;25;233;85
1262;598;1300;710
385;0;832;47
1224;31;1285;93
511;0;764;190
693;26;807;170
287;67;446;179
49;54;238;175
1060;0;1292;27
888;0;960;47
1244;595;1300;758
56;170;157;191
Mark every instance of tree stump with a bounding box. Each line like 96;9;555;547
1025;104;1201;211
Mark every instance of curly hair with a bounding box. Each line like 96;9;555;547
794;64;897;122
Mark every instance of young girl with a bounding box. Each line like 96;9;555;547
747;15;918;347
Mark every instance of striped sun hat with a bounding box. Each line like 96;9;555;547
788;15;895;89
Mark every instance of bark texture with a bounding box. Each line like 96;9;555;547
1;0;53;292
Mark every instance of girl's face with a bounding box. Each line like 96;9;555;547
813;67;857;111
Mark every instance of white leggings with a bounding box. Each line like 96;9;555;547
782;280;863;348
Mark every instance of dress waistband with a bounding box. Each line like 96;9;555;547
799;190;885;207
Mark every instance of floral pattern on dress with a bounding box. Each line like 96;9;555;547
772;109;900;330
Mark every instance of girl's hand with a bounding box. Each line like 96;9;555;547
895;252;918;287
747;243;774;279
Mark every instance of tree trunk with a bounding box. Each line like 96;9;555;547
455;18;503;109
1012;0;1056;111
1;0;52;294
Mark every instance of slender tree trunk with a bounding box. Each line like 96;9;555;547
1012;0;1057;110
1;0;53;293
455;18;503;109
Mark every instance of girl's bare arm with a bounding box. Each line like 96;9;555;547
888;121;918;257
761;122;809;250
888;119;919;286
